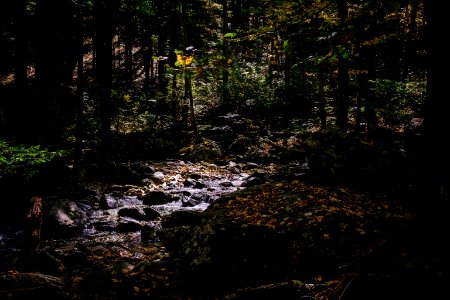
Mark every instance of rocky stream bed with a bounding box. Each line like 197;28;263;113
0;122;447;299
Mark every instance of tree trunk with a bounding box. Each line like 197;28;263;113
185;73;198;142
157;0;168;93
95;0;114;160
35;0;64;145
142;27;152;92
124;0;133;87
23;196;43;251
364;46;377;134
335;0;349;128
422;0;450;203
14;0;27;92
169;0;181;117
222;0;230;105
75;9;85;168
318;66;327;129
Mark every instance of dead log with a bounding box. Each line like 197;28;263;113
0;271;66;298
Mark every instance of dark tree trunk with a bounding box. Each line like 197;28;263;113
142;27;153;92
422;0;450;203
403;0;419;76
185;74;198;142
318;66;327;129
23;196;43;251
95;0;114;160
35;0;66;145
363;45;378;134
9;0;29;141
222;0;230;105
14;0;27;92
75;10;85;168
124;0;133;87
335;0;349;128
169;0;181;116
231;0;242;31
156;0;168;93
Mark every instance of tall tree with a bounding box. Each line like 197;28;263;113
74;3;85;168
14;0;27;93
95;0;115;159
124;0;135;87
422;0;449;202
335;0;349;128
221;0;230;105
156;0;169;93
34;0;75;144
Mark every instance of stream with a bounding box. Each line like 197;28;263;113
0;158;306;298
77;159;254;244
0;160;258;250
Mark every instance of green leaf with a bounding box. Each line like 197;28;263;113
224;32;237;38
342;50;351;59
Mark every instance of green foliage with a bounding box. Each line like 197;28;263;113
179;138;222;162
223;32;237;39
226;61;278;111
369;78;426;126
0;140;69;179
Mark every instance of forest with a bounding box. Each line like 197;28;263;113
0;0;448;299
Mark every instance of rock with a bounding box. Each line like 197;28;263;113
161;210;202;228
225;135;253;155
189;173;202;180
118;207;146;221
243;162;259;170
220;181;234;187
181;197;200;207
116;218;142;233
42;198;87;239
141;224;157;242
92;220;117;232
149;171;165;184
183;193;211;206
143;207;161;220
139;191;176;205
100;194;118;209
241;173;269;187
183;179;194;187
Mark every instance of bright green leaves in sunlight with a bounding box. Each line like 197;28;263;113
0;140;68;178
223;32;237;39
174;49;195;68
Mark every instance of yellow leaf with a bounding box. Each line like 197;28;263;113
356;228;366;235
123;94;131;102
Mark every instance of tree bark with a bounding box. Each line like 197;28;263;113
95;0;114;160
14;0;27;92
222;0;230;105
318;66;327;129
335;0;349;128
75;9;85;168
124;0;134;87
422;0;450;203
23;196;43;251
